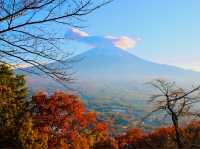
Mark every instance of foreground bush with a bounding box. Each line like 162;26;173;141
19;91;109;149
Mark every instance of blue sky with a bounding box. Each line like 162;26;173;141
64;0;200;71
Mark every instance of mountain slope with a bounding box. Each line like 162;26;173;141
68;47;200;83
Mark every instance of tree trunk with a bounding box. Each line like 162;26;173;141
172;115;182;149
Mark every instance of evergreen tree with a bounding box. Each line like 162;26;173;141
0;64;28;148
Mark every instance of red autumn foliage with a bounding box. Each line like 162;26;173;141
115;121;200;149
31;91;109;149
117;128;145;149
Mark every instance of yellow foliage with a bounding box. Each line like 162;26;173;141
19;113;48;149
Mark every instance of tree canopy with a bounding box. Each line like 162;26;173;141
0;64;28;148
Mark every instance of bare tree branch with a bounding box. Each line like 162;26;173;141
142;79;200;149
0;0;113;84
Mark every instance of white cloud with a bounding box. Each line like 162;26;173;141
65;28;89;40
110;36;139;50
65;28;140;50
16;63;33;68
16;61;48;68
191;68;200;72
72;28;89;37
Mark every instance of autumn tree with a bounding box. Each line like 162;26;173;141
0;64;28;148
143;79;200;149
115;121;200;149
116;128;145;149
0;0;112;83
92;138;118;149
181;121;200;148
117;126;178;149
19;91;109;149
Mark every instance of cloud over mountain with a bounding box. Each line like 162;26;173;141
65;28;140;50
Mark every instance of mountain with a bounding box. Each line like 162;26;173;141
70;46;200;83
23;46;200;102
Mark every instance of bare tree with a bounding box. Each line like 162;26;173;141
142;79;200;149
0;0;112;83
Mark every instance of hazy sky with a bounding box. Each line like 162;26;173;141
64;0;200;71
